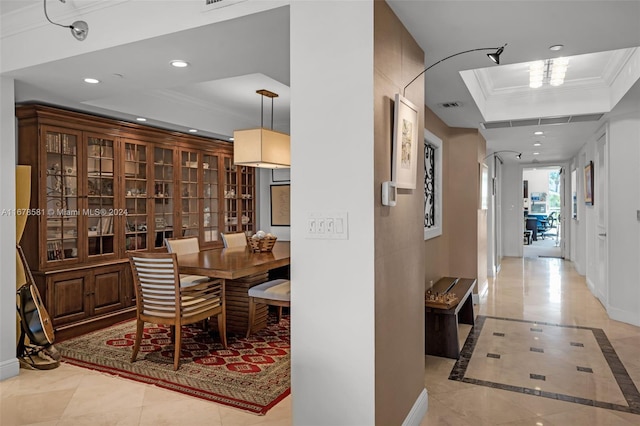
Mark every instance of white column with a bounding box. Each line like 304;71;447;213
290;1;376;424
0;77;19;380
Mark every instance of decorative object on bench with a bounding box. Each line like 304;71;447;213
246;279;290;338
247;230;278;252
425;277;476;359
425;289;459;309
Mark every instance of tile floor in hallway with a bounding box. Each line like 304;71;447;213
2;256;639;425
422;257;640;426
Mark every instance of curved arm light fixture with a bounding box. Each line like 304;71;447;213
44;0;89;41
483;150;522;162
403;44;507;96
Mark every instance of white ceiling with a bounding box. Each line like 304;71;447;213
2;1;640;164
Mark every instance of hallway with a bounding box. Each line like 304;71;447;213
422;257;640;425
1;258;639;425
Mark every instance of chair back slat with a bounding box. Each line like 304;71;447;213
129;253;181;318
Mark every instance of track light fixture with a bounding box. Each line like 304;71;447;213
44;0;89;41
402;44;507;96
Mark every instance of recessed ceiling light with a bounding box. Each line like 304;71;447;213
229;137;234;141
549;44;564;51
170;60;189;68
83;78;100;84
136;117;147;122
534;142;542;147
533;152;540;155
534;131;544;135
188;129;198;133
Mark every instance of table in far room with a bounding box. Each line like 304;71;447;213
176;241;290;335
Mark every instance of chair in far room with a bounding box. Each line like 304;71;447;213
525;217;539;241
165;237;211;288
128;252;227;370
221;232;248;248
246;279;291;338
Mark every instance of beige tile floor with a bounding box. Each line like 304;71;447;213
422;257;640;426
2;256;639;425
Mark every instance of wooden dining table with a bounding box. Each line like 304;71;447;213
177;241;290;334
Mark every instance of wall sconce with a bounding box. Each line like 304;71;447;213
483;150;522;162
384;44;507;206
44;0;89;41
233;90;290;169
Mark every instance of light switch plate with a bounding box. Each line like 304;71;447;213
306;211;348;239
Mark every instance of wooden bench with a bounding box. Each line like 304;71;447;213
424;277;476;359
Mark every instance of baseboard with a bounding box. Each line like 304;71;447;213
473;279;488;305
586;277;595;294
0;357;20;381
402;388;428;426
607;306;640;327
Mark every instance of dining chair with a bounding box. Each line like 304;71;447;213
221;232;248;248
246;279;290;338
128;252;227;370
165;237;211;288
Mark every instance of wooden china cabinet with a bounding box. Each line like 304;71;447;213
16;104;255;339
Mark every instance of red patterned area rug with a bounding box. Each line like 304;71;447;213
56;316;290;415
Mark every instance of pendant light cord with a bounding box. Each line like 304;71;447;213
259;92;275;130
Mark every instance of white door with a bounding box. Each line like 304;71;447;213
595;132;608;306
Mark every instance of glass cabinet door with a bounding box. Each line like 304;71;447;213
203;154;220;243
239;165;255;235
124;141;148;251
44;128;79;262
86;136;116;257
153;147;174;248
223;157;239;233
180;150;200;237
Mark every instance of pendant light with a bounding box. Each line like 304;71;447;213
233;89;290;169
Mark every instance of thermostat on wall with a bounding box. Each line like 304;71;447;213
382;181;397;207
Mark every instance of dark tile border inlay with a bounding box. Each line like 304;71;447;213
449;315;640;416
530;373;546;381
530;347;544;353
571;342;585;347
530;327;543;332
577;366;593;373
493;332;505;337
487;353;501;359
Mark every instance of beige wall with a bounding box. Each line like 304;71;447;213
374;2;426;425
423;113;488;292
424;107;450;285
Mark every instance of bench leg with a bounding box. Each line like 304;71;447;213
458;296;475;326
425;311;460;359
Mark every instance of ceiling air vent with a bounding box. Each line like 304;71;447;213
483;121;511;129
438;101;463;108
204;0;246;10
481;113;604;130
540;116;571;125
569;113;604;123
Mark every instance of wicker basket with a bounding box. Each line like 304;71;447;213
247;235;277;252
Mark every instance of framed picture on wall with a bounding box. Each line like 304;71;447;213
272;168;290;183
270;184;291;226
584;161;594;206
392;93;419;189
